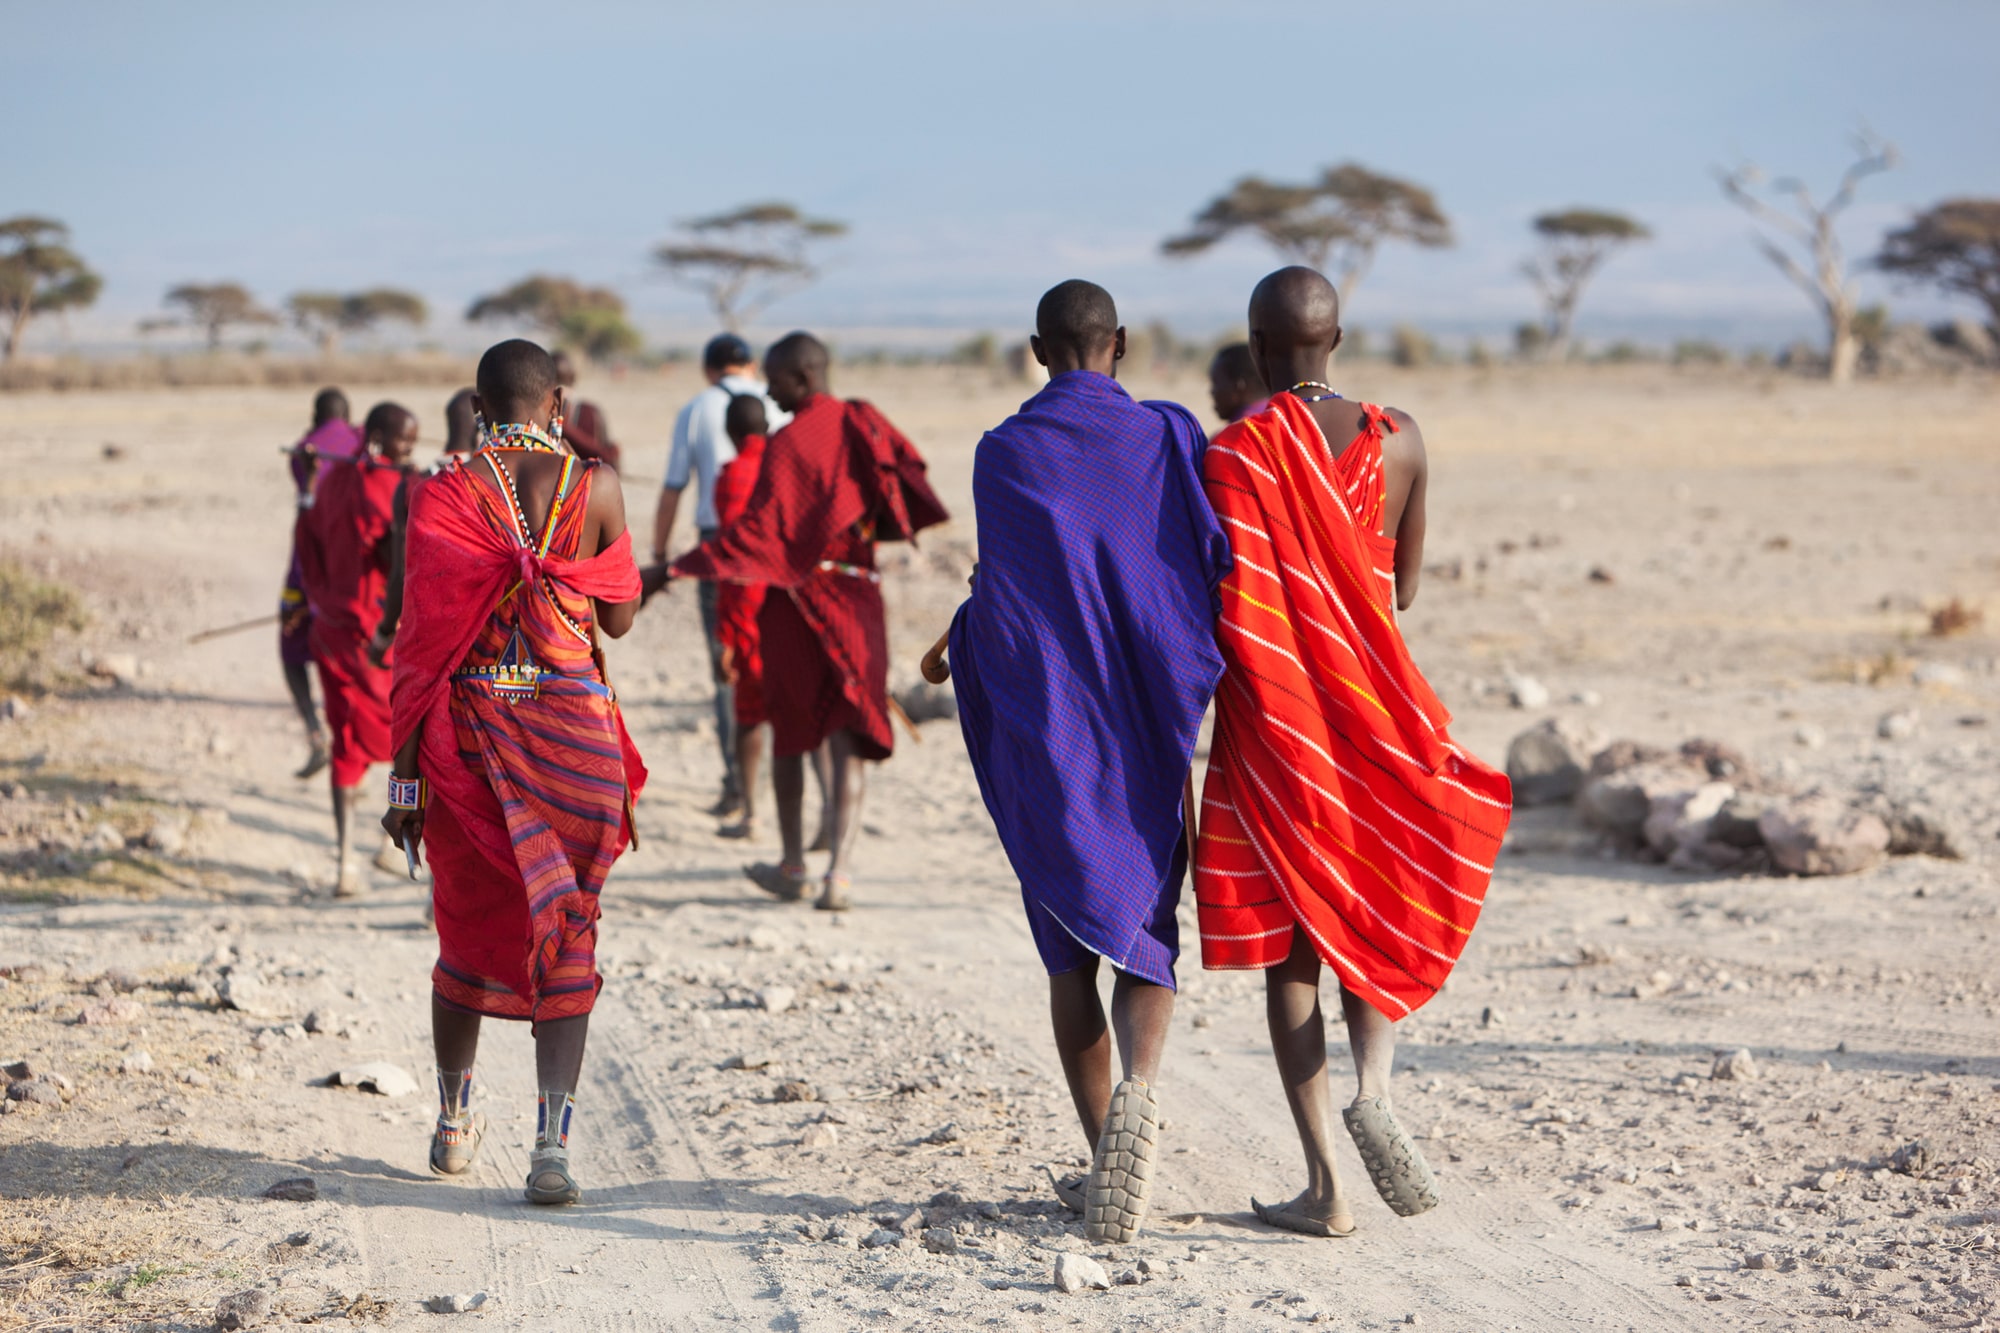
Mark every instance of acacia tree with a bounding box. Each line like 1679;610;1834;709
466;275;641;362
1717;133;1899;384
0;217;103;361
1521;209;1651;362
152;283;279;350
1162;163;1452;302
1875;199;2000;333
653;202;847;330
288;288;429;356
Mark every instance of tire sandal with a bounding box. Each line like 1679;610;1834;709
1342;1095;1440;1217
1046;1165;1087;1214
744;862;808;903
525;1148;581;1205
814;873;852;913
428;1112;486;1176
1085;1079;1159;1243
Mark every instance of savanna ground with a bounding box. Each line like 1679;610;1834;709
1;362;1997;1332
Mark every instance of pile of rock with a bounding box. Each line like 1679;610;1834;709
1504;718;1962;877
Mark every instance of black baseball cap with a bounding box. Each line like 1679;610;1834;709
702;333;754;371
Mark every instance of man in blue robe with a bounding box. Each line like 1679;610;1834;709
948;279;1229;1243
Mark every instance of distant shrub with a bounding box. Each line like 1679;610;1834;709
1672;339;1730;366
1390;324;1436;368
0;560;86;685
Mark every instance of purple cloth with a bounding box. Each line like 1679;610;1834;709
291;418;364;496
949;371;1229;988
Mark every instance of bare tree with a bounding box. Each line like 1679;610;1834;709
1522;209;1651;362
653;202;848;330
1875;198;2000;332
1717;133;1899;384
0;217;103;361
149;283;279;350
466;275;641;362
288;288;429;356
1162;163;1452;302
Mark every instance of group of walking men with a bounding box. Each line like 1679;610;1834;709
272;265;1511;1242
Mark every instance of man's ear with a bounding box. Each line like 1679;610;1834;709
1247;331;1269;390
1028;334;1048;368
1112;327;1127;361
469;392;486;423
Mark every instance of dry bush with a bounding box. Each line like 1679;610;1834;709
0;561;85;689
0;1195;193;1331
1929;598;1983;637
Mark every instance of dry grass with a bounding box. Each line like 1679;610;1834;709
0;351;474;394
0;1195;205;1331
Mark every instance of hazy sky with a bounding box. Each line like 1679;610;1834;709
8;0;1997;351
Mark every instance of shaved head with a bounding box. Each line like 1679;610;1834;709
312;386;350;427
475;338;560;423
1035;279;1118;359
443;387;477;454
1246;266;1343;393
362;401;418;463
765;331;830;413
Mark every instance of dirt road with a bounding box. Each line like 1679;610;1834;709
3;368;1996;1330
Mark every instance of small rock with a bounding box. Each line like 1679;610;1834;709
1643;781;1735;856
262;1177;318;1202
141;819;186;856
722;1052;773;1071
1505;674;1550;710
1877;709;1920;741
757;984;796;1015
1587;565;1615;584
1053;1252;1112;1293
1862;796;1965;860
76;997;145;1025
208;731;236;757
1712;1049;1758;1082
89;653;141;688
1759;795;1890;876
895;680;958;725
1793;724;1827;749
218;971;281;1018
1912;661;1966;688
861;1228;904;1250
775;1080;816;1103
214;1289;271;1329
1505;717;1600;806
922;1122;962;1145
1710;792;1776;849
85;822;124;854
284;1231;311;1246
1811;1171;1840;1192
1;697;32;723
799;1123;839;1150
120;1050;155;1075
1744;1252;1773;1270
1889;1140;1932;1176
7;1078;62;1107
326;1062;417;1098
922;1226;958;1254
1579;761;1705;841
892;1206;926;1235
422;1293;489;1314
1481;1006;1504;1028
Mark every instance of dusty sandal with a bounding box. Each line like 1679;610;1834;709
429;1111;486;1176
1085;1079;1159;1243
1342;1095;1440;1217
814;874;852;912
1250;1194;1355;1237
524;1148;580;1205
744;862;808;902
1047;1166;1087;1214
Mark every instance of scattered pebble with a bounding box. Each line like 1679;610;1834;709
325;1061;416;1098
262;1177;318;1202
1877;708;1920;741
775;1080;816;1103
422;1293;489;1314
1711;1049;1758;1082
214;1288;272;1330
757;984;796;1015
1053;1252;1111;1293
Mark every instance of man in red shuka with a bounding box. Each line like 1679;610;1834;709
295;400;417;897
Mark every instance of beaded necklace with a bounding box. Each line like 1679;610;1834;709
478;422;565;454
1284;380;1345;404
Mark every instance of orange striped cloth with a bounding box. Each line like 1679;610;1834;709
1193;395;1511;1018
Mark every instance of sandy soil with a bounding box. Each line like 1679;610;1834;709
2;364;1997;1332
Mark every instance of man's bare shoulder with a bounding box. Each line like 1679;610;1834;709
1381;406;1427;459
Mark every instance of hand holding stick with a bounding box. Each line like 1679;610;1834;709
920;629;951;685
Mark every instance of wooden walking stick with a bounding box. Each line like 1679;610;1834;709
186;612;282;645
920;628;951;685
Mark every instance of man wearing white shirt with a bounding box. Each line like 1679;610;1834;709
654;333;788;819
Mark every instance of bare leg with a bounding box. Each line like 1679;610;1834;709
1048;959;1112;1146
724;721;764;835
287;662;328;778
431;995;481;1076
534;1014;591;1095
1109;969;1175;1086
772;752;805;866
1340;984;1395;1102
817;730;868;909
807;742;833;851
1262;930;1352;1226
331;780;363;897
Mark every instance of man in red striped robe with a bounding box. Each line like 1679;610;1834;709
667;332;946;910
1194;268;1512;1236
295;401;417;897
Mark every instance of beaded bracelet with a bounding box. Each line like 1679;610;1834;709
387;774;428;810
